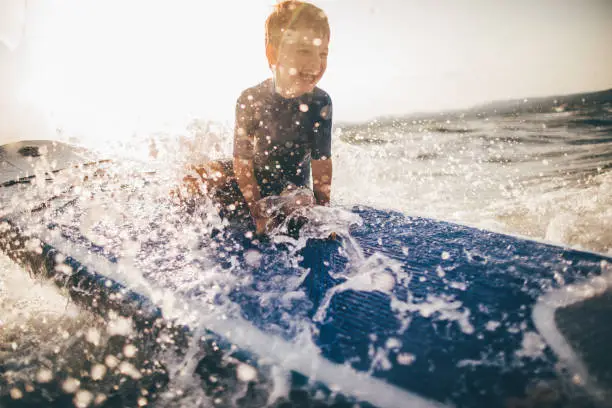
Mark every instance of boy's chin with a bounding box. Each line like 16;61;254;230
291;82;317;96
276;80;317;98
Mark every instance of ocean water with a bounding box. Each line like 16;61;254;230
333;90;612;255
0;88;611;407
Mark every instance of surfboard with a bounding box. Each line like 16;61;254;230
1;140;610;408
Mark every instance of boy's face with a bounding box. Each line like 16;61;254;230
269;27;329;98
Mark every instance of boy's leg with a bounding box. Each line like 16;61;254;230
277;185;337;240
172;162;224;203
279;185;315;214
256;184;314;216
276;185;315;237
182;161;230;196
252;184;314;234
209;161;251;224
176;160;251;225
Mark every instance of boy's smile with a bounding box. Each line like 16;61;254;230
269;27;329;98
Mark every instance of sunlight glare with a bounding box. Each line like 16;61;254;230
23;0;272;148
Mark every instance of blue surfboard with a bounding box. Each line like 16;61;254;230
1;140;610;408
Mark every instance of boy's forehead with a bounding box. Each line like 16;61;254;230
281;27;329;47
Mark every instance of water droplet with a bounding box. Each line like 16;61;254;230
107;317;133;337
62;377;80;393
485;321;501;331
10;388;23;399
385;337;402;349
299;104;309;112
572;374;583;385
36;368;53;383
236;363;257;382
119;361;142;380
105;355;119;368
74;390;93;408
123;344;138;358
244;249;262;268
91;364;107;380
86;328;101;346
397;353;416;365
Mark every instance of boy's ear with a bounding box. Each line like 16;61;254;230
266;44;278;67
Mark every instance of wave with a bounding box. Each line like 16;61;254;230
423;126;475;134
568;118;612;128
566;136;612;146
339;133;392;145
415;152;439;161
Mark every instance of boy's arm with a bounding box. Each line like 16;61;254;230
233;92;263;217
234;158;270;235
312;158;332;206
233;157;263;214
311;94;333;206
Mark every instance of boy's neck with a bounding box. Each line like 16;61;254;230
273;78;294;99
271;76;308;99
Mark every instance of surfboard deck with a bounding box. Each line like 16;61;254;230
1;140;610;408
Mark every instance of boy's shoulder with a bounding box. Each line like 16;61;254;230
237;79;273;101
310;86;332;105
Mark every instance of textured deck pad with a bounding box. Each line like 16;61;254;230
224;207;609;407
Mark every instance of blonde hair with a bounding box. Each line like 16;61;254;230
265;1;330;49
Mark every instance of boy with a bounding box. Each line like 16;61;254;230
181;1;333;236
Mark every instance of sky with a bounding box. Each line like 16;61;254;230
1;0;611;140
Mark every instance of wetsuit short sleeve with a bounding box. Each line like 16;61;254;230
311;94;333;160
233;93;256;160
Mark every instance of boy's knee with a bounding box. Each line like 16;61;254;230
280;186;315;208
295;189;315;206
186;161;230;188
181;174;204;196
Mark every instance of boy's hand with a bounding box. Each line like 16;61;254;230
253;215;271;236
249;200;271;235
312;159;332;206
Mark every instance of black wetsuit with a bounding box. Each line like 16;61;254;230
233;78;333;197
